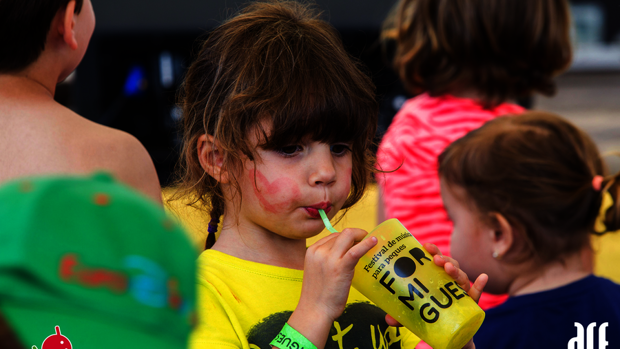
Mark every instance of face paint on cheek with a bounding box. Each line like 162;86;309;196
250;170;302;214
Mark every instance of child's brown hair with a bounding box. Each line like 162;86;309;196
439;111;620;264
174;0;378;248
384;0;572;106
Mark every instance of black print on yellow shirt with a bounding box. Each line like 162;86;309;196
247;302;405;349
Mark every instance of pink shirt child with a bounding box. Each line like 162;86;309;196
377;93;524;310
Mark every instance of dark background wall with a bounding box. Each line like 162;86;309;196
91;0;397;33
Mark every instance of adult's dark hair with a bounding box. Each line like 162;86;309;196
0;0;84;73
439;111;620;265
383;0;572;107
173;0;378;249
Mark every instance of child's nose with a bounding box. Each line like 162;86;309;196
309;151;337;186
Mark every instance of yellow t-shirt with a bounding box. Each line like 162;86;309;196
191;250;421;349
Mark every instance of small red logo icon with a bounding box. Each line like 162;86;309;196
32;326;72;349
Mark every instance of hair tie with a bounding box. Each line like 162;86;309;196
207;221;219;234
592;175;604;191
205;217;219;250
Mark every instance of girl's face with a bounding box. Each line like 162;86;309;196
232;127;353;240
440;179;496;283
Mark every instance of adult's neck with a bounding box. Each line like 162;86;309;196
212;213;308;270
507;250;591;297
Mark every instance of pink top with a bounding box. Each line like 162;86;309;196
377;93;524;309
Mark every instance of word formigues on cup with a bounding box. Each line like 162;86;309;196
361;233;470;324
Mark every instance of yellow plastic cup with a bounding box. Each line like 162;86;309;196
351;219;485;349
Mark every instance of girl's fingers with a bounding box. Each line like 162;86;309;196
330;228;368;255
444;262;470;292
423;242;441;256
433;254;447;268
425;243;461;269
310;231;340;249
432;253;461;272
343;235;378;269
468;274;488;304
431;253;460;270
425;243;470;292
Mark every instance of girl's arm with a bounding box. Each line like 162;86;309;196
276;228;377;349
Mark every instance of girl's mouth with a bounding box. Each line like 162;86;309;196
304;205;331;219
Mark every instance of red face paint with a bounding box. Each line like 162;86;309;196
250;169;301;213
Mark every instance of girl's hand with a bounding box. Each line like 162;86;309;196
385;243;487;349
284;228;377;349
423;243;488;303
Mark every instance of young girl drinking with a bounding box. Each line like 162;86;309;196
438;111;620;348
376;0;573;310
174;1;485;348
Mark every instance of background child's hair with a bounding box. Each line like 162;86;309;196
383;0;572;106
438;111;620;264
174;0;378;247
0;0;85;73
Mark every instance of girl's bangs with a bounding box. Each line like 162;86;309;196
259;73;376;150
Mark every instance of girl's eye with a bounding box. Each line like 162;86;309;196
330;144;351;156
277;145;302;156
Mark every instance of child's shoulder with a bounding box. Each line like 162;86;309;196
385;93;524;144
397;93;523;121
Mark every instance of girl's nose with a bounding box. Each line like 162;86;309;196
309;149;337;186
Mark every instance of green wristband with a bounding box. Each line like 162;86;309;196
270;323;318;349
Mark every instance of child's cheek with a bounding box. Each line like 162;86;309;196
342;168;353;198
343;167;353;193
250;169;301;213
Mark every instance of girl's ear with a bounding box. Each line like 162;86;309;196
488;212;514;260
58;1;78;50
197;134;230;184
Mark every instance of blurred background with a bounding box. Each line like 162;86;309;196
57;0;620;186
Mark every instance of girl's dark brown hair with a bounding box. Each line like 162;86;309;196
438;111;620;264
173;0;378;248
383;0;572;107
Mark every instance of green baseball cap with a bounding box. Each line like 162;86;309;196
0;173;197;349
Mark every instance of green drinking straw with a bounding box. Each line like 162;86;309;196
319;209;339;233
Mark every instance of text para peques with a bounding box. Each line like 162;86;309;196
363;231;412;279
